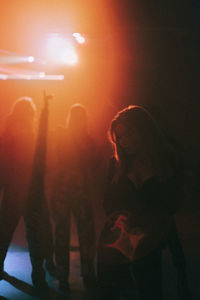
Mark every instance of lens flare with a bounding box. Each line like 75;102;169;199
76;36;85;44
72;32;81;38
28;56;35;63
46;34;78;65
72;33;85;44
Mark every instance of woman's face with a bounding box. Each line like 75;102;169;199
115;122;143;156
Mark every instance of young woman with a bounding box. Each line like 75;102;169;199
51;103;97;293
0;98;37;281
0;95;55;293
97;105;187;300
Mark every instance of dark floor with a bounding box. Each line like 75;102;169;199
0;213;200;300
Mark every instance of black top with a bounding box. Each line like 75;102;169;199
101;157;184;261
104;175;182;217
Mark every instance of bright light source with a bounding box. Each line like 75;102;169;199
0;73;64;80
72;33;86;44
0;74;8;80
46;34;78;65
28;56;35;63
39;72;45;78
76;36;85;44
72;32;81;38
0;55;35;64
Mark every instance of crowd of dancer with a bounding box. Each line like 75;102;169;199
0;92;190;299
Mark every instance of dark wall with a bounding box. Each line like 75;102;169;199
107;0;200;210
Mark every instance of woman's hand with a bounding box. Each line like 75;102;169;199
43;90;54;108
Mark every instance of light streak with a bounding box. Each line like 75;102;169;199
0;56;35;64
0;73;64;80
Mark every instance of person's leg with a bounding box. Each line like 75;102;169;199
0;193;21;279
24;188;53;293
73;199;96;289
54;207;71;291
167;220;190;299
24;211;48;292
97;223;139;300
97;286;120;300
98;261;136;300
42;200;56;277
132;248;163;300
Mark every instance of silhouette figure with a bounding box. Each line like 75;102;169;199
26;91;55;292
0;97;36;280
51;104;97;293
0;94;55;294
97;105;188;300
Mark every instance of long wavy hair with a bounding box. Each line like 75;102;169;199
66;103;88;135
4;97;36;134
109;105;177;179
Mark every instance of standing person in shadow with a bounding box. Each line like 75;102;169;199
0;95;55;293
97;105;189;300
51;103;97;293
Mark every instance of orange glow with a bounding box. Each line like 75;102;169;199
0;0;125;140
